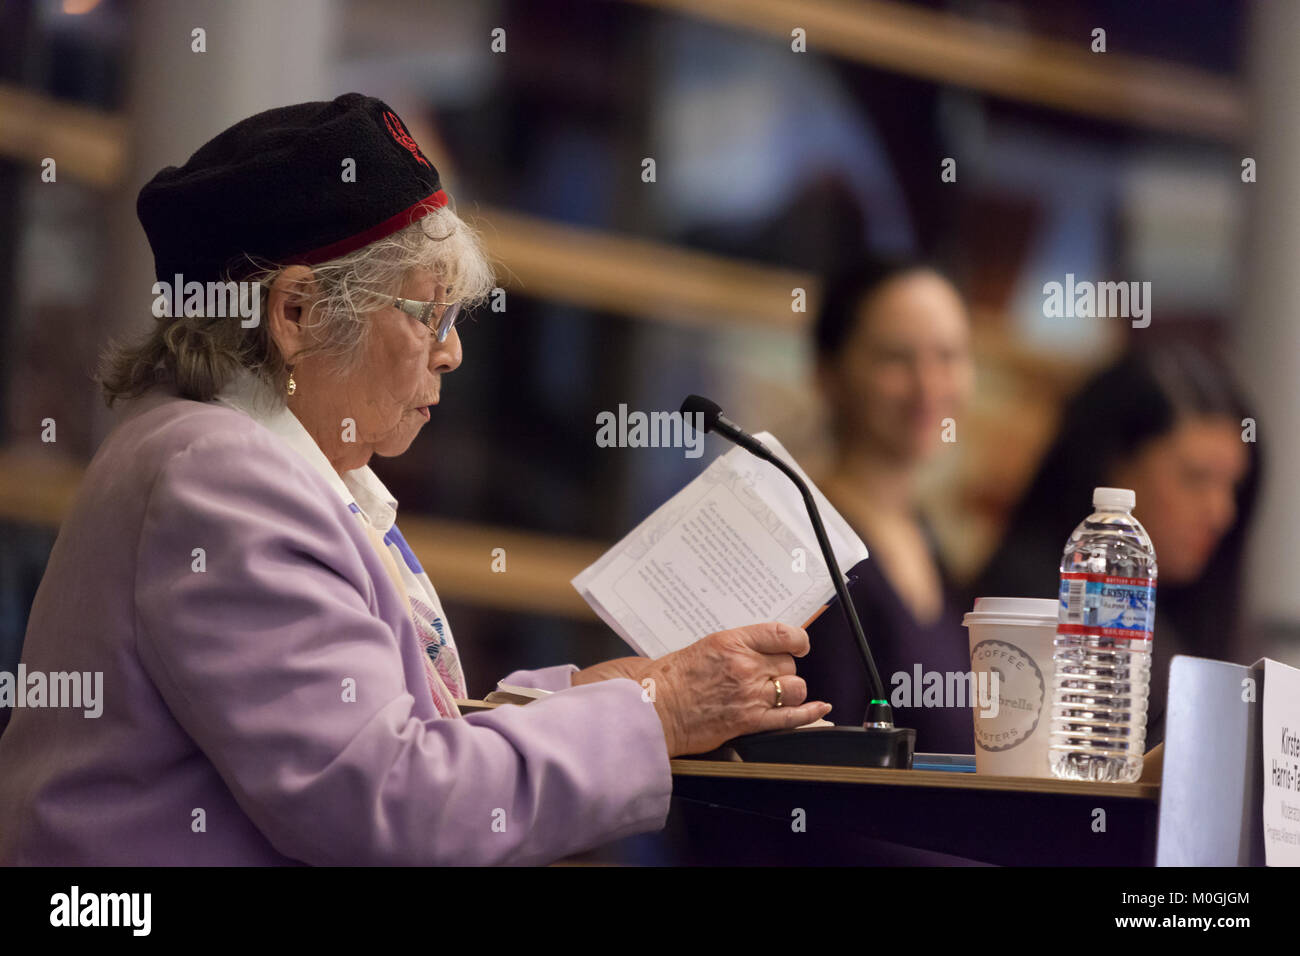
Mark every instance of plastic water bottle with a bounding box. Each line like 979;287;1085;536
1049;487;1157;782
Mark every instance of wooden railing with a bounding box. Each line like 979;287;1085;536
628;0;1245;141
0;445;604;620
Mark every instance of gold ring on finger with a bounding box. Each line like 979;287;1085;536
770;677;783;708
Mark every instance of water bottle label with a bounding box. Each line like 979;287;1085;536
1058;572;1155;644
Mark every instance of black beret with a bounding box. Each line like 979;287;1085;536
137;92;447;283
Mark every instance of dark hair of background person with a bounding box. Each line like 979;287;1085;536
813;253;957;362
970;343;1262;663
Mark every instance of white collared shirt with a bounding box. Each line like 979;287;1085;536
213;369;467;716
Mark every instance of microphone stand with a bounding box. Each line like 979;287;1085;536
682;396;915;769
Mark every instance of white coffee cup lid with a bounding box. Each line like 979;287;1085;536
962;596;1058;627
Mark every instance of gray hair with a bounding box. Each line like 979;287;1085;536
97;203;495;406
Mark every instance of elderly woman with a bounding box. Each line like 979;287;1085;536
0;94;829;865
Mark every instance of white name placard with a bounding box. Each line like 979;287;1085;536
1263;658;1300;866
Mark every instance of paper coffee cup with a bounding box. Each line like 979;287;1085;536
962;597;1058;778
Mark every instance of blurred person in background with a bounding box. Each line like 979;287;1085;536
970;344;1259;747
799;256;976;754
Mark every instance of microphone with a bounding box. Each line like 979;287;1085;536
680;395;771;461
680;394;914;768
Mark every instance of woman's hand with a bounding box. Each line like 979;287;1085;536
643;622;831;757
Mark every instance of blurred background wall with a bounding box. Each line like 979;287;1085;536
0;0;1295;692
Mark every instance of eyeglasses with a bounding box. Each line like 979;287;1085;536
393;297;462;342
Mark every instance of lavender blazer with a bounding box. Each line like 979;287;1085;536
0;389;671;865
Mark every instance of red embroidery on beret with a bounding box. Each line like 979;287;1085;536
383;110;431;169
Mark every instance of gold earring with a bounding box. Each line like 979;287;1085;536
286;367;297;396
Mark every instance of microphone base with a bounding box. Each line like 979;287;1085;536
720;725;916;769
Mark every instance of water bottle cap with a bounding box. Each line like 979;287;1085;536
1093;486;1135;510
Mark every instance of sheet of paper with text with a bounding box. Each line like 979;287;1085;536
572;432;868;658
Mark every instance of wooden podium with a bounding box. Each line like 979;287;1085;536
641;759;1159;866
560;757;1159;866
560;655;1264;866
